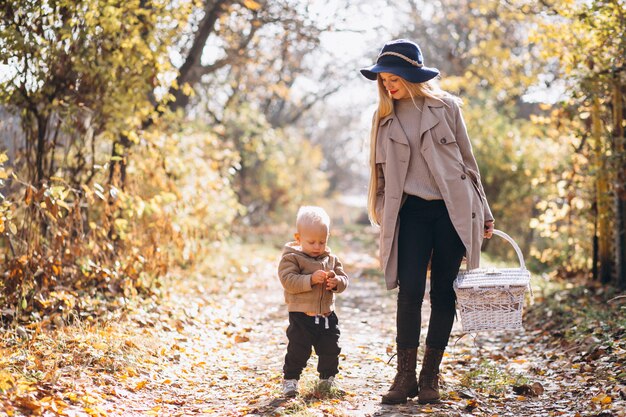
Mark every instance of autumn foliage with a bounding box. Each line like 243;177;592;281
0;0;625;327
0;1;625;416
0;0;329;326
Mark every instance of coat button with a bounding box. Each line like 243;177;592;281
472;212;476;218
461;174;467;179
440;138;447;144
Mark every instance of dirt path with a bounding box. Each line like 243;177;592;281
75;232;625;417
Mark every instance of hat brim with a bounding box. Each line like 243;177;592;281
360;64;440;83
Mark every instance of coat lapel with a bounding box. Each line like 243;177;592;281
379;111;409;146
419;97;444;140
379;96;447;146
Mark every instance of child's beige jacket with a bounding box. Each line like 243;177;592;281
278;242;348;315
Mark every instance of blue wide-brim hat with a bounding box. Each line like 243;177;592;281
360;39;440;83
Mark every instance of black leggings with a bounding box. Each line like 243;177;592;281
396;195;466;350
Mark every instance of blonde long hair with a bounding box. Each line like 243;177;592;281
367;76;461;225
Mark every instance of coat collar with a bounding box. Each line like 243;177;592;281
378;96;445;141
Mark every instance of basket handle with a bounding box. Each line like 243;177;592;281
491;229;526;269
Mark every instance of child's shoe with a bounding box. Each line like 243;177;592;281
318;376;342;392
282;379;298;397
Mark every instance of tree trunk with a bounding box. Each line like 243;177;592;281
592;96;613;283
612;80;626;289
35;113;48;185
108;134;131;189
592;199;599;280
168;0;232;113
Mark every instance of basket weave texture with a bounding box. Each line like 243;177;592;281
454;230;531;332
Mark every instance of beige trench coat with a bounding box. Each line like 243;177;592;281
374;96;494;290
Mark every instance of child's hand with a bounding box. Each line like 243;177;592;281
311;270;327;285
326;271;338;290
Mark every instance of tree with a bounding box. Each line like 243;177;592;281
529;0;626;287
0;0;192;186
0;0;198;321
171;0;356;218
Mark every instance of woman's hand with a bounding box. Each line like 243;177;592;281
484;220;495;239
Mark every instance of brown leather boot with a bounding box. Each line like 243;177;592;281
381;347;418;404
418;346;445;404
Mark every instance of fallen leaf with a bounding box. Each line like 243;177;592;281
531;382;545;396
512;382;544;397
0;370;15;391
465;399;478;411
133;380;148;391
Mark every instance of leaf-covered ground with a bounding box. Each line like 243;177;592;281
1;225;625;417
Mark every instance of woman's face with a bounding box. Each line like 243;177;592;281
380;72;409;99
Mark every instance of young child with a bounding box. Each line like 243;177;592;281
278;206;349;397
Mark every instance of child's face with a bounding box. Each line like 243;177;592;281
295;223;329;257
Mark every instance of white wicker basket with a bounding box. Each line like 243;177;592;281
454;229;531;332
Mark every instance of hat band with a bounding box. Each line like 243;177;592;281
377;51;424;68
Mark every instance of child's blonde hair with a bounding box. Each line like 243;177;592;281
296;206;330;231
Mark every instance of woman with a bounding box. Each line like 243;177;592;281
360;39;494;405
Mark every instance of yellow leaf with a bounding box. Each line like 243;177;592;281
182;82;195;97
125;367;139;377
133;380;148;391
593;394;613;404
243;0;262;10
82;395;99;404
92;342;108;351
56;200;70;210
0;370;15;391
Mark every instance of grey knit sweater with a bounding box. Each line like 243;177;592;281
394;97;443;200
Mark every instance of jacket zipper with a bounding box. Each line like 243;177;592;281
319;261;324;315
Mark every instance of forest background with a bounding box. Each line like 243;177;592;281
1;1;625;416
0;0;625;363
